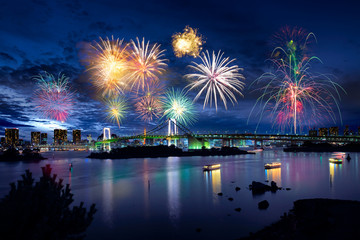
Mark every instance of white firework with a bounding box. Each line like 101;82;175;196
185;50;245;110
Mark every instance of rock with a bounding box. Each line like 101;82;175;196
234;208;242;212
228;197;234;201
217;192;223;196
195;228;202;232
231;181;235;183
258;200;269;209
286;188;291;191
249;181;280;194
235;187;241;191
265;180;269;182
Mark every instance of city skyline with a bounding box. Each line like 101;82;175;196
1;0;360;140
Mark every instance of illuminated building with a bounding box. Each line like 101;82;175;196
41;133;47;145
5;128;19;146
72;129;81;144
31;132;41;145
309;129;317;137
54;129;67;145
318;128;328;137
344;125;350;136
329;127;339;136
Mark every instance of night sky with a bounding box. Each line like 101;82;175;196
1;0;360;141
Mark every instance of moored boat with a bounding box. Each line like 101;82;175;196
264;162;281;169
203;164;221;171
329;157;343;164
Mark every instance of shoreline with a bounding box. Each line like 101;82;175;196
88;145;254;159
241;198;360;240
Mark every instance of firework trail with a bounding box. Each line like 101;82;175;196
33;72;74;122
185;50;245;110
250;27;345;134
163;88;197;126
172;26;204;58
104;96;128;128
128;37;167;92
85;36;130;96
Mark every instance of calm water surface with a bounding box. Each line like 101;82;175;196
0;150;359;239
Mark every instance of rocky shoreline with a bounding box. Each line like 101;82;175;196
241;198;360;240
88;145;254;159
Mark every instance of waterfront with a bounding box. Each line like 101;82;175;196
0;150;359;239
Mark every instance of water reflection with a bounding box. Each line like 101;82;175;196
167;157;180;225
329;162;342;189
102;160;114;227
143;159;150;219
204;169;222;203
265;168;281;186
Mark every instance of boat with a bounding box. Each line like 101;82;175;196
264;162;281;169
203;164;221;171
332;152;345;158
346;154;351;161
248;149;264;153
329;157;343;164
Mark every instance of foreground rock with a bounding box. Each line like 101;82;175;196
241;198;360;240
249;181;280;194
258;200;269;209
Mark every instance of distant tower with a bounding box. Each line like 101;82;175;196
87;134;92;143
103;128;111;140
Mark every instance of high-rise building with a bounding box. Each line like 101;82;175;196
309;129;318;137
72;129;81;144
318;128;328;137
31;132;41;145
5;128;19;145
329;127;339;136
54;129;67;145
41;133;47;145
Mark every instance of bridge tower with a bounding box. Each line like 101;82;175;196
103;128;111;140
167;119;178;146
168;118;178;136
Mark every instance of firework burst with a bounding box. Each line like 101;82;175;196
250;27;345;134
104;96;128;128
86;36;130;96
185;50;245;110
128;37;167;92
134;95;163;122
163;88;197;126
133;82;165;122
33;72;74;122
172;26;204;58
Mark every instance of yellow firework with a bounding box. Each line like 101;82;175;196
105;96;128;128
128;37;167;92
87;36;130;96
172;26;204;58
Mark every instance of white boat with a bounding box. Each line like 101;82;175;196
329;158;343;164
203;164;221;171
264;162;281;169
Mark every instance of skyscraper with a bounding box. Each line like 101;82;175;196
72;129;81;144
54;129;67;145
5;128;19;146
31;132;41;145
329;127;339;136
41;133;47;145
